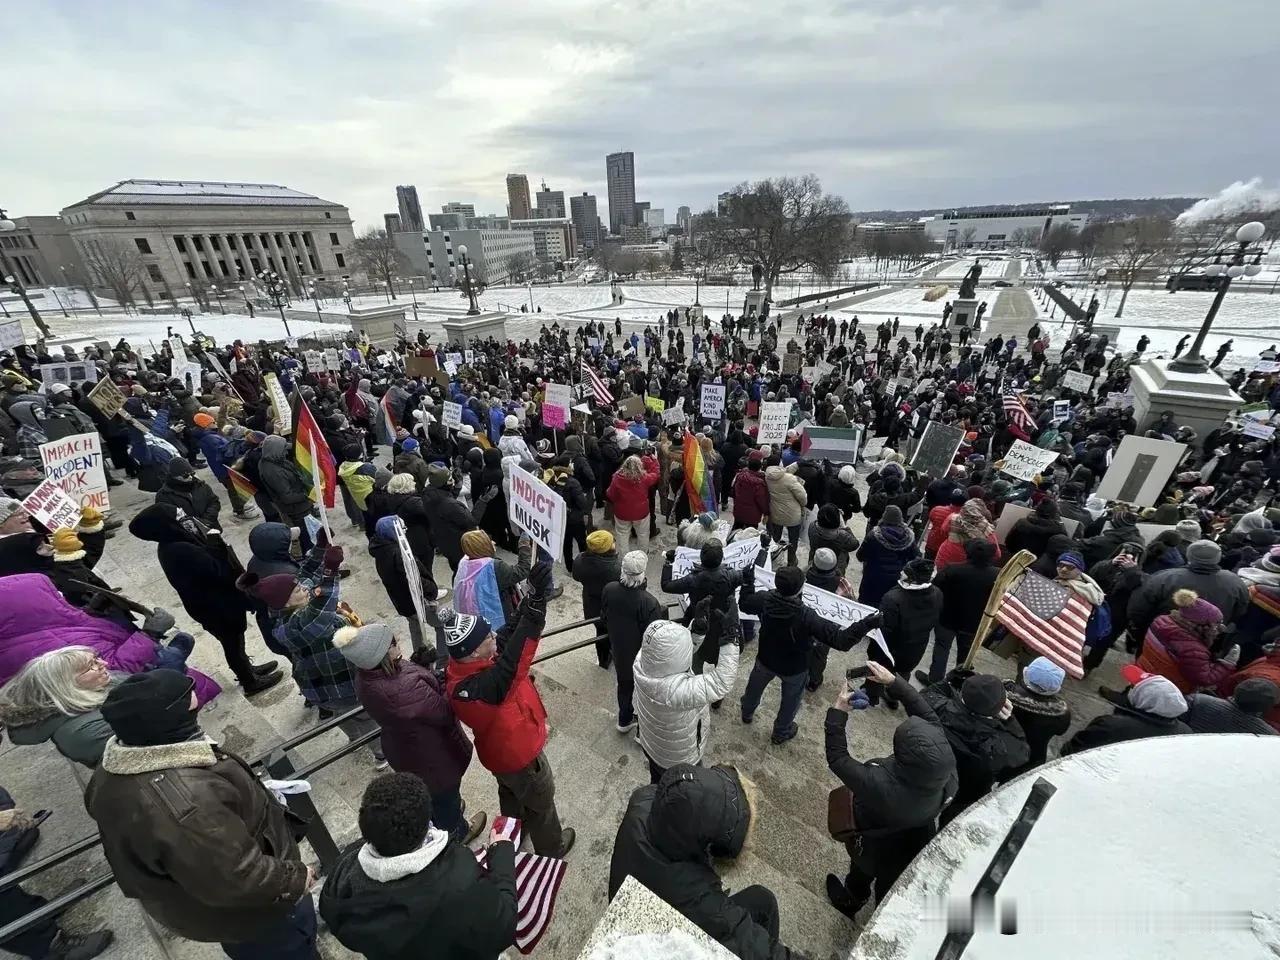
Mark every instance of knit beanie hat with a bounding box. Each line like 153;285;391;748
0;498;24;525
237;571;299;610
621;550;647;587
444;609;491;660
775;566;805;597
880;505;905;528
1111;506;1138;527
1171;588;1222;625
1022;657;1065;695
333;623;394;670
1127;674;1187;719
101;669;200;747
461;530;496;558
1185;539;1222;566
697;512;715;529
1260;546;1280;574
1232;677;1280;714
245;430;266;445
1057;551;1085;571
900;558;934;585
586;530;615;554
504;414;519;430
50;528;86;562
812;547;837;572
374;466;393;488
192;412;216;428
401;437;419;453
961;674;1006;718
426;464;451;488
387;473;416;494
167;457;195;480
1175;519;1202;543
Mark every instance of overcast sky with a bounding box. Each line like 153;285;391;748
6;0;1277;231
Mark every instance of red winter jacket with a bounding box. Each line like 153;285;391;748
731;468;770;527
925;505;960;556
607;455;660;522
1142;614;1235;692
934;533;1000;571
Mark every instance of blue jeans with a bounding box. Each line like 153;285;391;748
222;895;317;960
431;787;466;841
740;660;807;737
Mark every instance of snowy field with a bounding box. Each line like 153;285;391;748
836;286;952;320
17;310;352;352
935;257;1021;280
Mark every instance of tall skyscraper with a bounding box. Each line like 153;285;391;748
606;151;636;235
396;185;425;233
506;174;532;220
534;180;566;219
569;192;600;250
677;206;691;234
384;212;403;234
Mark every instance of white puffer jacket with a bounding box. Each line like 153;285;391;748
633;621;738;771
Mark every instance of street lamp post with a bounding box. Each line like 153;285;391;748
457;245;481;315
527;281;534;313
1169;221;1267;373
239;284;256;318
308;281;323;319
209;285;225;315
0;209;50;336
342;281;352;313
408;277;419;322
258;271;292;337
181;307;197;337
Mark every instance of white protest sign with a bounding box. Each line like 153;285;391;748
1095;435;1188;508
167;337;187;360
1061;370;1094;393
700;383;725;420
1253;360;1280;374
441;400;462;429
1053;399;1070;422
392;517;430;640
172;360;203;394
802;366;819;382
304;350;324;372
1107;391;1136;409
446;352;463;368
1243;420;1275;440
999;440;1060;482
662;405;687;426
444;360;459;377
323;348;341;371
757;401;791;446
39;433;110;511
264;373;290;435
508;463;566;557
22;478;82;531
543;382;571;430
671;538;769;622
752;567;889;662
0;318;24;350
285;337;299;349
464;349;475;366
38;362;97;392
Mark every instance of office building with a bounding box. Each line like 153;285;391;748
644;208;665;238
397;228;535;286
428;212;466;230
442;201;476;219
676;206;691;235
0;215;83;288
569;192;600;250
534;181;566;219
58;179;357;300
606;151;636;234
509;217;576;264
506;174;532;221
633;201;649;223
396;185;425;233
621;224;649;245
384;213;402;235
921;204;1088;251
467;214;509;231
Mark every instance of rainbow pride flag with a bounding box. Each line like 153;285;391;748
291;390;337;509
226;466;257;501
682;436;716;517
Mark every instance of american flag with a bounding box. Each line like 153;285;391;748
580;360;614;406
995;570;1089;678
473;816;568;954
1003;392;1035;433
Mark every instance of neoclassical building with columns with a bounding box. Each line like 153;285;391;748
60;179;358;301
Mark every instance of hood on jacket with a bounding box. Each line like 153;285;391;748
260;434;290;461
647;764;751;861
10;402;45;431
249;523;294;565
128;503;203;544
638;621;694;677
888;717;957;789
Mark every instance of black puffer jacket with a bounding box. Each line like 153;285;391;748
154;476;221;529
933;549;999;633
257;435;314;522
608;765;797;960
807;522;860;574
572;549;621;618
1061;697;1191;755
1005;513;1067;558
923;678;1031;812
1080;521;1145;568
420;485;477;566
1180;693;1275;735
738;573;875;677
320;838;516;960
880;582;943;662
600;580;666;669
1001;681;1072;773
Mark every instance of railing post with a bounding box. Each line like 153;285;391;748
266;749;340;872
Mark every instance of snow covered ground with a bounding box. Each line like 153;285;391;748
14;310;350;352
835;285;951;320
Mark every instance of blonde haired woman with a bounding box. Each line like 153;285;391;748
607;452;660;552
0;646;115;767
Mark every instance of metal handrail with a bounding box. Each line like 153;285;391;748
0;615;604;938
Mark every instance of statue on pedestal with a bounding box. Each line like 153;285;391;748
958;261;983;299
976;301;988;322
942;301;953;324
751;264;763;291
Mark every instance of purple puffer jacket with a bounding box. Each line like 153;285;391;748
0;574;221;705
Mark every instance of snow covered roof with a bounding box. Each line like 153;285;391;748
64;180;344;209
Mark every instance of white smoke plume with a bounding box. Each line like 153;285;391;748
1177;178;1280;225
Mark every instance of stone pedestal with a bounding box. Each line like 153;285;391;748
348;303;406;348
949;297;980;330
440;310;507;347
742;289;767;318
690;303;705;323
1130;357;1241;438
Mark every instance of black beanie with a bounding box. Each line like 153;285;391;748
101;670;201;747
775;566;805;597
960;673;1006;718
700;541;723;570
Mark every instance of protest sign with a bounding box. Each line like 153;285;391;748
1106;391;1136;409
167;337;187;360
852;378;865;395
263;373;290;434
661;405;687;426
805;426;862;464
1053;399;1070;422
998;439;1060;482
588;337;602;349
86;378;125;418
323;348;341;371
909;421;966;478
304;351;324;372
508;464;566;557
1243;420;1276;440
782;353;801;375
405;354;435;378
464;349;475;366
752;567;888;661
1095;435;1187;508
173;360;202;393
39;433;109;511
700;383;725;420
392;517;430;640
444;360;459;377
1061;370;1094;393
441;401;462;429
285;337;299;349
542;382;571;430
995;503;1080;544
22;479;82;532
644;395;665;414
1253;360;1280;374
620;395;646;419
38;361;98;391
671;539;768;622
757;401;791;446
0;318;24;350
802;366;818;382
446;352;463;368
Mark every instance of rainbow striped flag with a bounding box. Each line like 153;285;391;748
291;390;337;509
226;466;257;500
682;436;716;517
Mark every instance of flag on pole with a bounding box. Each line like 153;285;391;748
682;434;716;516
226;466;257;501
473;817;567;954
994;570;1090;678
291;390;337;508
1003;393;1036;434
380;391;398;444
580;360;614;406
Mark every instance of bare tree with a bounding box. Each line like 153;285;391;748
614;251;641;278
503;251;537;283
958;226;977;250
1100;217;1173;317
705;175;850;300
1166;218;1233;291
1039;224;1079;269
349;229;409;299
1076;221;1106;271
79;238;147;311
1009;227;1041;251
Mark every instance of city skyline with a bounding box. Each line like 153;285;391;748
4;1;1276;233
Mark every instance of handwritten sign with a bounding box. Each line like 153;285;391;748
0;318;24;350
507;463;566;557
441;401;462;429
1242;420;1275;440
1061;370;1094;393
393;516;430;641
542;382;571;430
644;394;665;414
39;433;109;511
671;538;769;622
264;373;290;435
909;420;966;478
1106;391;1136;410
86;378;125;418
782;353;801;375
753;567;888;661
999;439;1060;482
22;478;82;532
700;383;725;420
662;405;687;426
757;401;791;446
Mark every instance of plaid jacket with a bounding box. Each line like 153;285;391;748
275;547;356;705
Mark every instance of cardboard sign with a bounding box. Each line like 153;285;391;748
620;395;646;419
441;401;462;429
263;373;290;435
782;353;801;375
22;478;82;531
323;348;341;371
167;337;187;360
86;378;126;418
757;401;792;446
1243;420;1276;440
909;420;966;478
39;433;109;511
1061;370;1094;393
0;318;24;350
999;440;1061;482
752;567;889;661
507;463;566;557
543;382;571;430
644;394;665;414
1095;435;1188;508
393;516;430;640
700;383;725;420
405;354;436;378
662;405;687;426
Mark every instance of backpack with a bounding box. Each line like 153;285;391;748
1085;599;1112;644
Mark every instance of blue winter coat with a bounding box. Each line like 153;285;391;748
192;426;233;481
855;527;920;607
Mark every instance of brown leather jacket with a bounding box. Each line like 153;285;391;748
84;737;309;942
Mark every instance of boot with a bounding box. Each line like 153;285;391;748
464;811;488;844
251;660;279;675
825;874;865;920
48;929;114;960
242;669;284;695
555;827;576;858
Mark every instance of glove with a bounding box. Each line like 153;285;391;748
323;545;344;572
528;561;553;597
759;530;770;549
741;565;757;587
142;607;176;638
664;549;676;564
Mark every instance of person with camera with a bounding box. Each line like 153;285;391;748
824;661;957;919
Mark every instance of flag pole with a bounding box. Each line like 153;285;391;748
961;549;1036;672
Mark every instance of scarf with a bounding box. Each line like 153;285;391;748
873;523;913;551
357;827;450;883
950;499;993;541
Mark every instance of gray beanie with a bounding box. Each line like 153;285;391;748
812;547;837;572
1175;519;1201;543
1129;675;1187;719
0;497;23;525
621;550;647;587
332;623;394;670
1185;539;1222;567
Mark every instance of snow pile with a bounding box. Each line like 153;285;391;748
1176;178;1280;225
586;930;725;960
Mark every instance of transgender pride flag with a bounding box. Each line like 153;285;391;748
682;436;717;516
